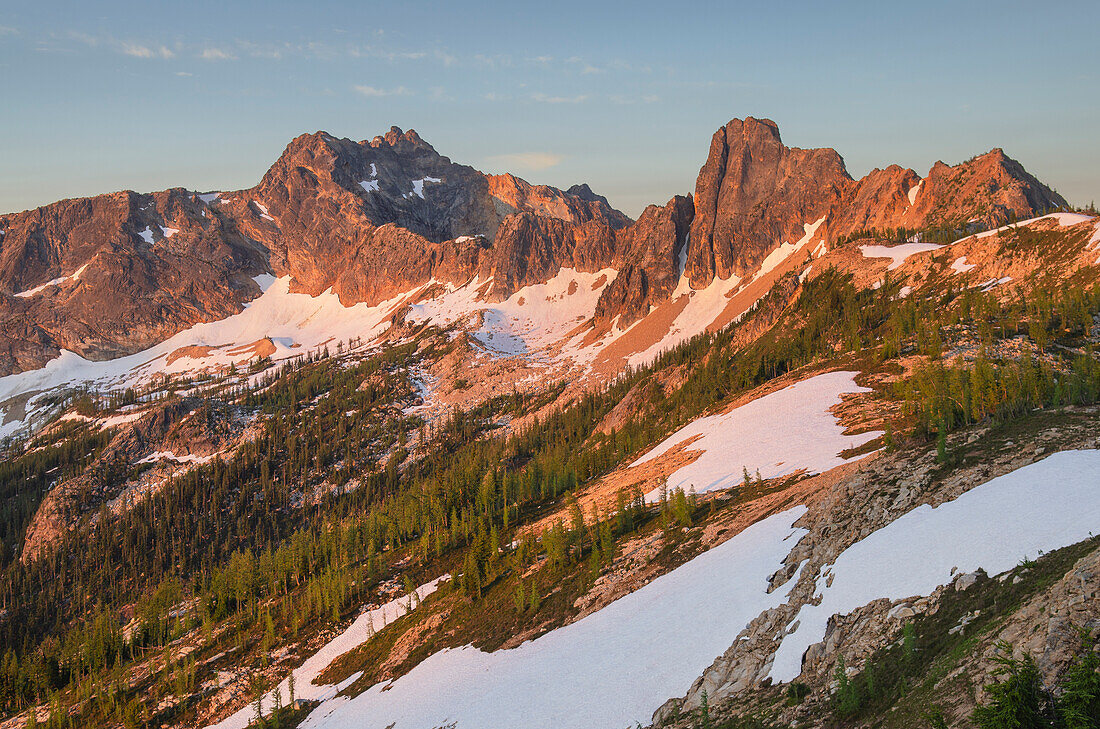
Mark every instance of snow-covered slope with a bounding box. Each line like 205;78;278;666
632;371;881;501
769;449;1100;681
207;578;448;729
299;508;808;729
406;268;619;362
0;275;418;438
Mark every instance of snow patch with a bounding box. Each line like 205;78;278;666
950;256;976;274
633;371;881;501
959;212;1096;244
160;225;179;238
138;227;155;244
253;202;275;222
13;263;90;298
408;176;442;199
754;217;825;281
137;451;219;465
979;276;1012;291
859;242;943;270
770;450;1100;682
358;179;380;193
906;180;922;207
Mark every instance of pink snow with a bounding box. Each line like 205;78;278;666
859;242;943;270
298;509;808;729
633;371;882;501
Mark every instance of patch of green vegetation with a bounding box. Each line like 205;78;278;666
829;535;1100;726
972;635;1100;729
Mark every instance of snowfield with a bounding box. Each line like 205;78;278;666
753;217;825;281
632;371;881;501
0;276;419;439
626;269;743;368
628;219;823;369
961;212;1096;243
769;449;1100;682
0;268;629;439
298;508;809;729
407;268;617;361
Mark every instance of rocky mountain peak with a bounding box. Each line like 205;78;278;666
685;117;852;287
913;147;1068;228
373;126;433;151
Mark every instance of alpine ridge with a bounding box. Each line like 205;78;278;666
0;114;1096;729
0;117;1067;382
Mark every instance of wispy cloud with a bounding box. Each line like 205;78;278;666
567;56;601;75
59;31;175;60
565;56;643;74
121;42;174;59
353;84;413;97
610;93;661;104
346;44;427;62
0;25;17;36
531;92;589;104
485;152;563;171
175;71;193;77
236;40;288;59
199;47;236;61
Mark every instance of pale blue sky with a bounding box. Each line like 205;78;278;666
1;0;1097;217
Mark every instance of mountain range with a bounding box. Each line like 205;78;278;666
0;117;1097;729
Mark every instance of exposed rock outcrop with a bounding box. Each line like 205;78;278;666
0;189;268;373
686;117;851;287
595;195;694;328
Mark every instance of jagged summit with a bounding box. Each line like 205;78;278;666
0;117;1077;380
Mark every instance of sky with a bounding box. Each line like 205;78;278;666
1;0;1097;218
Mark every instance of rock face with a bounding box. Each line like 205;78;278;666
0;119;1071;377
595;195;694;328
682;118;1068;291
0;128;633;374
823;149;1068;239
685;117;851;287
489;174;632;231
904;148;1067;228
0;189;267;373
234;128;634;305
